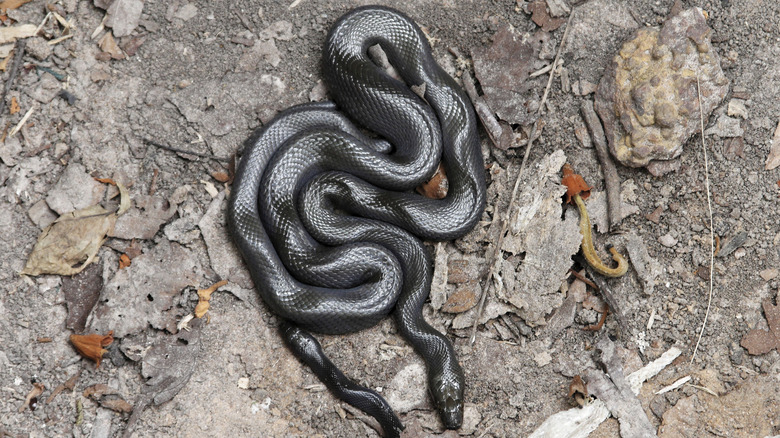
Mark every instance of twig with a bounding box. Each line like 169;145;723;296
470;10;574;344
0;39;27;119
144;138;231;162
690;73;715;365
9;106;35;137
580;100;622;231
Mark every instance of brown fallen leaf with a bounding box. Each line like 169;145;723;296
415;163;448;199
97;31;125;60
740;299;780;355
568;375;589;407
21;180;129;276
211;171;230;183
0;24;36;44
119;253;131;269
9;95;19;114
0;0;33;10
70;331;114;368
194;279;228;318
83;383;133;413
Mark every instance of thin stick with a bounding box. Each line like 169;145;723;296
581;100;622;230
470;12;574;344
0;39;27;119
144;138;231;162
690;73;715;364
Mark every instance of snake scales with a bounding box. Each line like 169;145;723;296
227;6;486;436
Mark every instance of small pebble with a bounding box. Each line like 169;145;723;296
659;233;678;247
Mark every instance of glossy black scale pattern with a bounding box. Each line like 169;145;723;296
227;6;486;437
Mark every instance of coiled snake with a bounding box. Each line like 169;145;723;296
227;6;486;436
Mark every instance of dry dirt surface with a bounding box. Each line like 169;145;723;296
2;0;780;437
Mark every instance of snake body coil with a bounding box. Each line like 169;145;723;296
228;6;486;436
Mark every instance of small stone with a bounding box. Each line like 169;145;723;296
645;206;663;224
27;199;58;229
704;114;744;138
25;37;52;61
174;3;198;21
659;233;678;248
727;99;748;119
45;163;106;215
759;268;779;281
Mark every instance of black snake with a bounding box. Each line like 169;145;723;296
227;6;486;436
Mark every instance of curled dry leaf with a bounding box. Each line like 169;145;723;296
21;180;130;276
70;331;114;368
119;253;131;269
194;279;228;318
83;383;133;413
9;95;19;114
0;0;33;9
416;163;448;199
568;375;589;407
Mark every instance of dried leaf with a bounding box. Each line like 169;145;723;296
0;0;33;9
46;371;81;404
22;180;130;276
740;299;780;355
70;331;114;368
119;253;131;269
568;375;589;407
211;171;230;183
415;163;448;199
21;205;116;276
63;262;103;332
9;95;19;114
766;118;780;170
194;279;227;318
471;24;545;126
83;383;133;412
98;31;125;60
0;24;36;44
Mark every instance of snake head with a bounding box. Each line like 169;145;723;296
430;373;464;429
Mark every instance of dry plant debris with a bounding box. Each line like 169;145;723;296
70;331;114;368
18;381;44;412
594;8;728;169
739;299;780;355
194;279;228;319
21;179;130;276
83;383;133;413
62;262;103;332
471;23;547;126
766;118;780;170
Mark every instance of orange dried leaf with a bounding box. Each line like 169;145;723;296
0;0;33;10
118;253;131;269
561;163;593;204
194;279;227;318
211;171;230;183
9;96;19;114
416;163;448;199
94;177;116;184
70;331;114;367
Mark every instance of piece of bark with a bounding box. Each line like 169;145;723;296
581;100;622;231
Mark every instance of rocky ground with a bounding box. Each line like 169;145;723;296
1;0;779;437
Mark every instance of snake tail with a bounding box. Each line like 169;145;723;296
280;321;404;438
